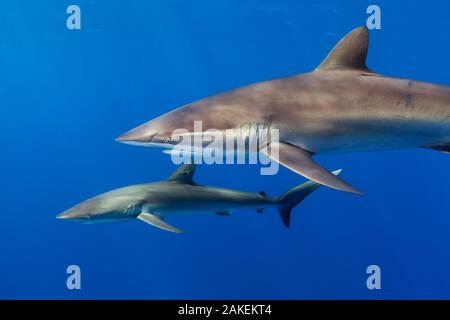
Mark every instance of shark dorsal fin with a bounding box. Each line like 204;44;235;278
316;27;373;72
167;164;197;184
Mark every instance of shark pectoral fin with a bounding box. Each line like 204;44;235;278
262;142;363;195
137;212;184;234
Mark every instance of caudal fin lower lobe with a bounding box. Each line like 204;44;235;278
277;169;342;228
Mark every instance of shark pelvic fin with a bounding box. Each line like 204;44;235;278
167;163;197;185
137;212;184;234
316;26;373;73
262;142;363;195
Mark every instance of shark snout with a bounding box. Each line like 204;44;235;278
116;128;157;146
56;214;71;220
56;209;90;221
56;211;76;220
116;126;180;149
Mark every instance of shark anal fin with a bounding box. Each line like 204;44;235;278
262;142;363;195
137;212;183;234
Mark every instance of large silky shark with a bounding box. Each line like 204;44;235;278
116;27;450;194
57;164;341;232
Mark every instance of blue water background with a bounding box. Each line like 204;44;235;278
0;0;449;299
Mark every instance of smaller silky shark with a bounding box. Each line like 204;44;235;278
57;164;341;233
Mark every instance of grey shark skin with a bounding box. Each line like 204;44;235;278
116;27;450;194
57;164;341;233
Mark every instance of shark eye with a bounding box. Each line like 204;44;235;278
164;137;171;144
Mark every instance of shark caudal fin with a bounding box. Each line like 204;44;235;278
277;169;342;228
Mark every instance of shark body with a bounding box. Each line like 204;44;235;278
57;165;340;233
116;27;450;194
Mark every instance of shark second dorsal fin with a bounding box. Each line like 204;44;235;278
316;26;373;73
167;164;197;184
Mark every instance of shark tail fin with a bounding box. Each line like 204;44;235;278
277;169;342;228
